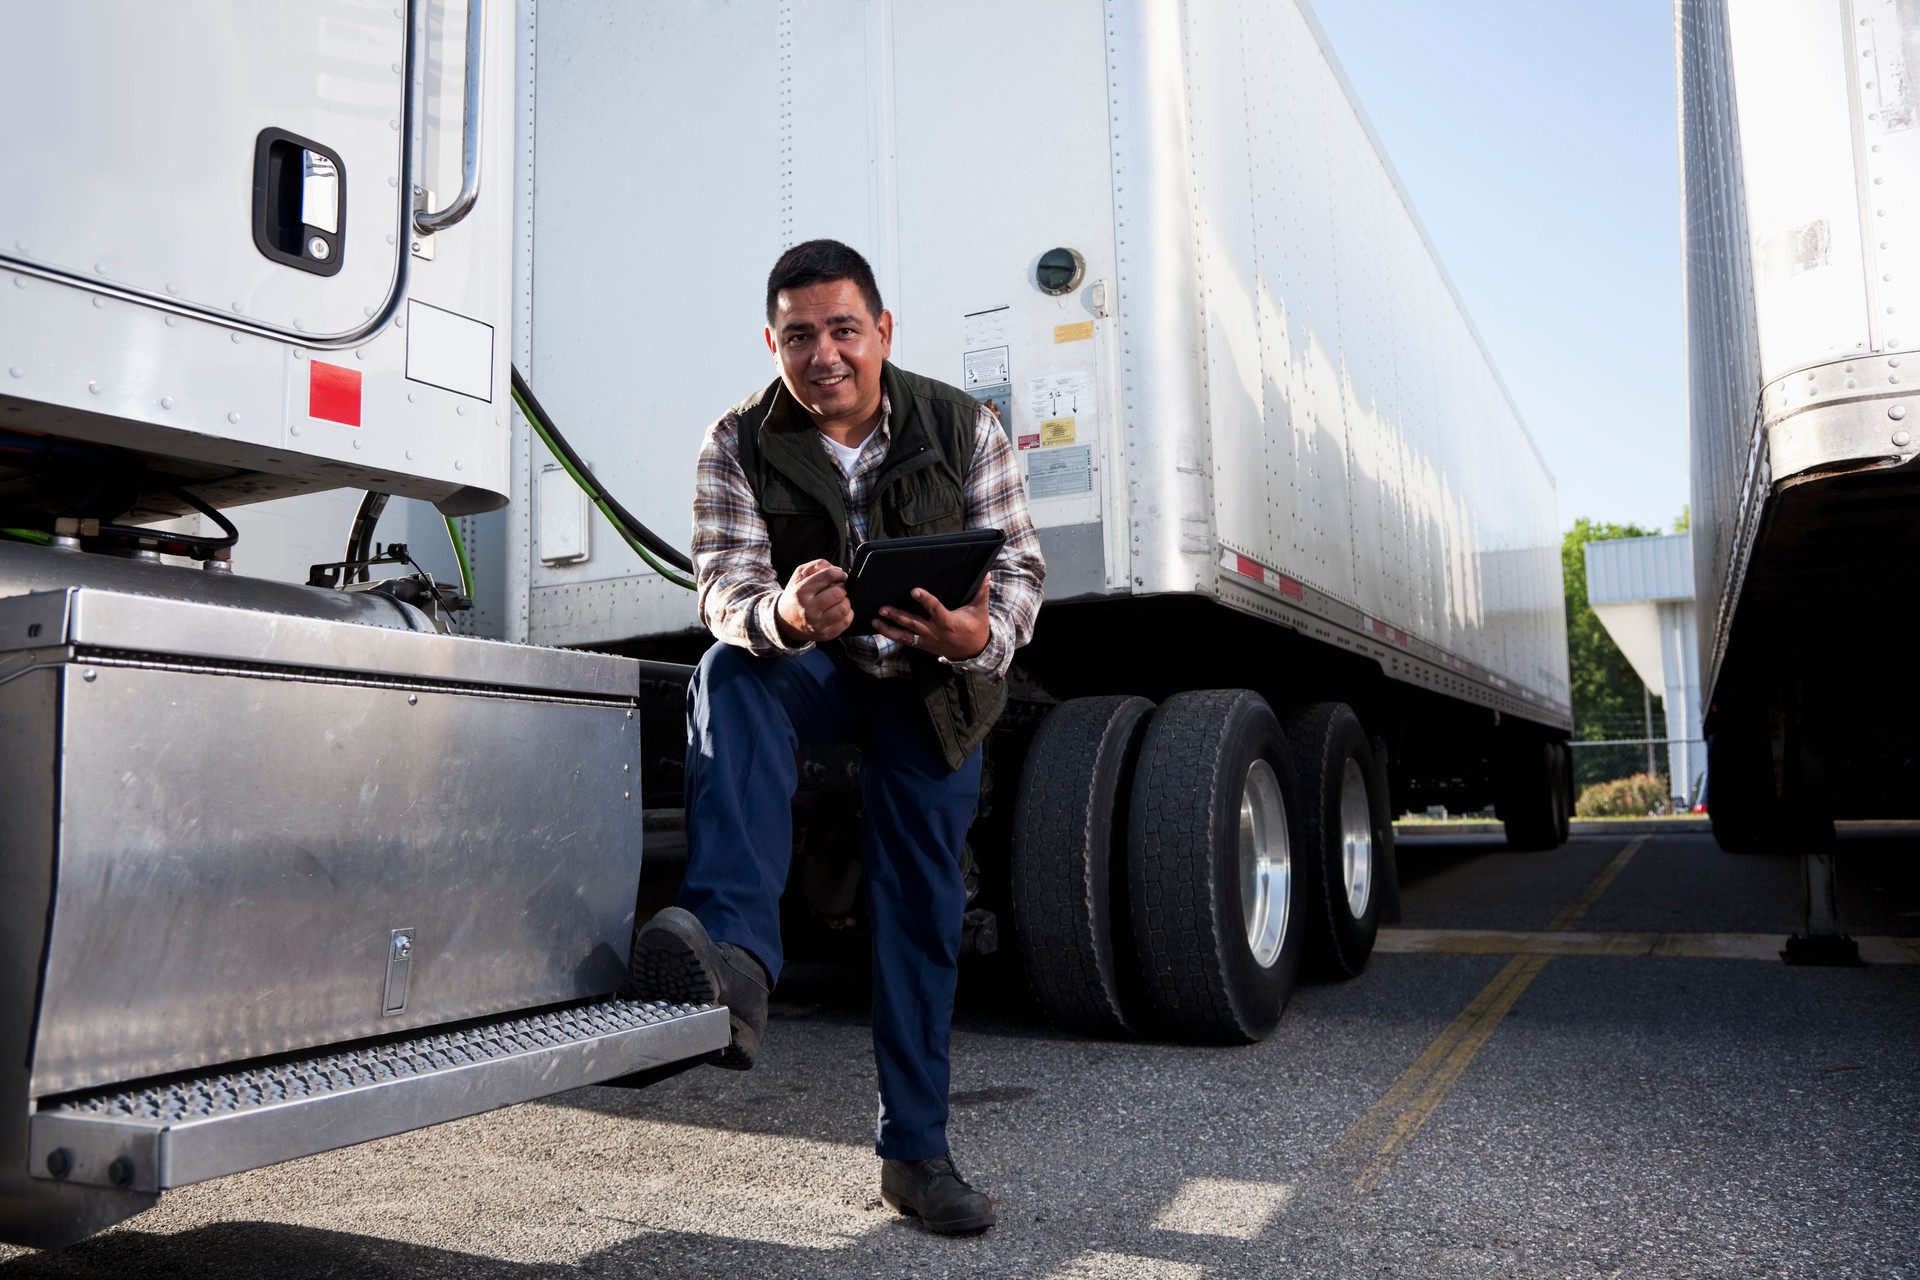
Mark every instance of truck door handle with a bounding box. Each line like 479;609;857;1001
252;128;346;276
413;0;486;237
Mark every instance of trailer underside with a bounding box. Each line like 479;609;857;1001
1706;454;1920;842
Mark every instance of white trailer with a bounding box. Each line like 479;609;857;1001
505;1;1572;1040
1678;0;1920;848
0;0;725;1249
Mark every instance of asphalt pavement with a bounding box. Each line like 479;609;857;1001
3;828;1916;1278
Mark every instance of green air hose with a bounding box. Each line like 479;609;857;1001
510;365;697;591
443;516;474;598
343;369;695;599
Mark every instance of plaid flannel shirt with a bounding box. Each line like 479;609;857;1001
693;393;1045;680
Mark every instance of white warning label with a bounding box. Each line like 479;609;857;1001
964;345;1010;389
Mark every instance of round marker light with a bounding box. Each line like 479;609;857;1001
1036;247;1085;296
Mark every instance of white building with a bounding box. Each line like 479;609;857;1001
1583;533;1703;806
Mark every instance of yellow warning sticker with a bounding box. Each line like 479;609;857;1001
1053;320;1094;344
1040;416;1077;446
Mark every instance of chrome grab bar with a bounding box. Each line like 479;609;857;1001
413;0;485;235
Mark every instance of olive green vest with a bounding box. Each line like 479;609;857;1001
731;362;1007;772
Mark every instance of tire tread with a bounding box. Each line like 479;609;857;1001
1283;702;1380;979
1128;690;1294;1043
1010;696;1153;1036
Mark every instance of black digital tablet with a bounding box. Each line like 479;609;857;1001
843;528;1005;637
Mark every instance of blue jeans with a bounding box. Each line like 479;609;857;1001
678;644;983;1161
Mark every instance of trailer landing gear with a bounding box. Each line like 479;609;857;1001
1781;845;1863;967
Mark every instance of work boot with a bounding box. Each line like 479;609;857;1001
879;1154;997;1235
625;906;768;1069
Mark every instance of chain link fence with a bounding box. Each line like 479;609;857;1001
1569;737;1707;812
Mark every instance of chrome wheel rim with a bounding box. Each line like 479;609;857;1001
1339;758;1373;919
1239;758;1291;968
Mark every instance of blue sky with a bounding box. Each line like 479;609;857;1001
1310;0;1688;533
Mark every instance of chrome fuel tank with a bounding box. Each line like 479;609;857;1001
18;587;642;1097
0;573;712;1249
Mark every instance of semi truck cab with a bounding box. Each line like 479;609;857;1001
0;1;725;1248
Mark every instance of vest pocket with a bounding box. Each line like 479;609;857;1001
757;476;819;516
890;478;963;532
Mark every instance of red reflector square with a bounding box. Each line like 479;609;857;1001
309;360;362;427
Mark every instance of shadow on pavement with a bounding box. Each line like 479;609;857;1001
0;1220;936;1280
1390;834;1511;888
0;1222;570;1280
0;1212;1295;1280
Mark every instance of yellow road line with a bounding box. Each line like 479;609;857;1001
1328;951;1551;1192
1377;927;1662;957
1546;835;1646;931
1375;927;1920;963
1326;837;1646;1192
1858;936;1920;964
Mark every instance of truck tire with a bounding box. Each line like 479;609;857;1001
1498;736;1560;851
1283;703;1383;979
1369;735;1404;926
1127;690;1303;1043
1010;695;1155;1036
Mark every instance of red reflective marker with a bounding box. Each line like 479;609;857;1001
310;360;362;427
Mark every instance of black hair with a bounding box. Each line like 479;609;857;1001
765;239;884;325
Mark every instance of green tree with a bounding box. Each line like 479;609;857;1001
1563;518;1661;782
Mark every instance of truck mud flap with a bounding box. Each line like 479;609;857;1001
27;997;727;1194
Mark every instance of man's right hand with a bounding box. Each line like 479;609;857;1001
775;559;852;646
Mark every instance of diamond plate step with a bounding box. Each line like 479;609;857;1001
28;997;727;1192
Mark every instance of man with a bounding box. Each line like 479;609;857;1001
627;239;1045;1235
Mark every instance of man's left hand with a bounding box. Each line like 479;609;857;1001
874;575;991;663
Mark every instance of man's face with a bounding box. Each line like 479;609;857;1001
765;279;893;434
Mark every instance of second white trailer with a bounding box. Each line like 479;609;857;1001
1680;0;1920;850
505;0;1571;1038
